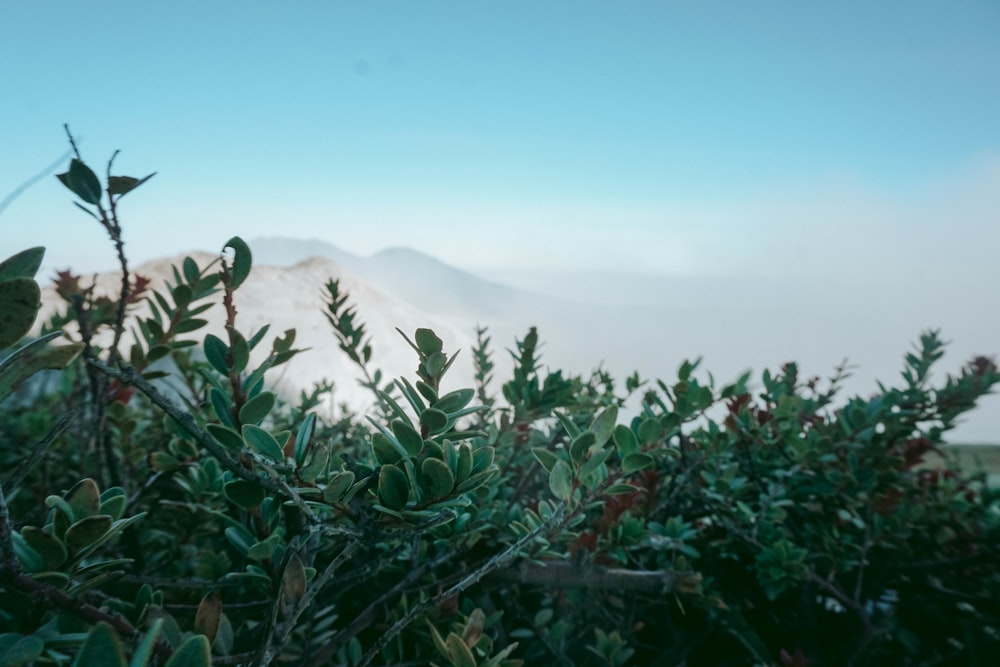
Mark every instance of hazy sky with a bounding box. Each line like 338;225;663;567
2;1;999;279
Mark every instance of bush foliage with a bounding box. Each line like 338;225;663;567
2;135;999;667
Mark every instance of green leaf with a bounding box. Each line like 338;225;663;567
99;491;127;521
455;443;473;483
569;432;596;466
420;408;449;435
65;515;113;547
207;424;244;450
422;457;455;498
471;446;494;474
554;410;581;439
591;405;619;447
414;328;444;355
66;478;101;520
425;351;447;377
433;388;475;414
224;480;265;508
57;158;102;205
578;448;612;482
128;619;163;667
378;464;409;510
621;452;655;473
392;420;424;456
532;447;559;472
0;634;44;666
322;471;356;504
298;440;329;483
210;388;235;429
203;334;229;375
638;418;661;444
107;172;155;197
455;467;498;494
548;460;573;501
229;330;250;375
605;483;641;495
20;526;67;568
416;380;438;403
0;277;41;348
0;334;83;403
71;622;126;667
221;237;252;291
239;391;276;426
164;634;211;667
182;256;200;285
612;425;639;457
11;533;45;572
172;318;206;334
0;247;44;281
294;412;316;466
242;425;284;462
223;526;253;555
372;433;403;465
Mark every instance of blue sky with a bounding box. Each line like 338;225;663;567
2;1;999;277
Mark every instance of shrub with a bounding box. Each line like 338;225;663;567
1;133;998;666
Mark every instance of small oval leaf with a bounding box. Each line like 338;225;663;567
222;237;252;291
420;408;449;435
378;464;409;510
224;480;265;509
548;460;573;501
239;391;276;426
421;457;455;499
65;515;113;547
391;420;424;456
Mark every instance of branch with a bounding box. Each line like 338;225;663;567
2;410;76;491
0;482;18;576
310;548;459;666
358;502;569;667
0;572;174;660
488;561;699;593
87;359;319;525
256;539;361;666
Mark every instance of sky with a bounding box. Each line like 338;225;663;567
2;0;998;278
2;1;999;440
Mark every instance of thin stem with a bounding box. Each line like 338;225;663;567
0;482;19;576
257;540;362;666
358;502;569;667
310;548;459;667
2;410;76;491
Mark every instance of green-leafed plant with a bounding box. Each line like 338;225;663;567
2;131;999;666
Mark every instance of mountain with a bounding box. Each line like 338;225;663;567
37;252;479;418
249;237;536;319
36;238;1000;444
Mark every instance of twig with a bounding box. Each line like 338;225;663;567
488;561;697;593
256;539;362;666
0;482;18;575
310;548;459;666
2;410;76;490
357;502;569;667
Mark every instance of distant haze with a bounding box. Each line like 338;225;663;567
254;237;1000;444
